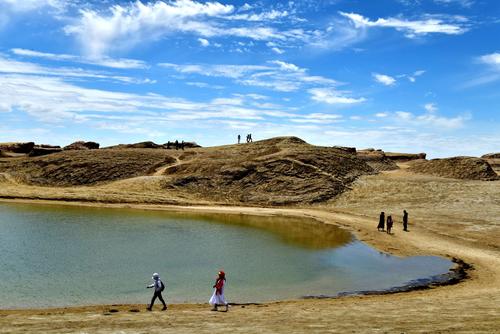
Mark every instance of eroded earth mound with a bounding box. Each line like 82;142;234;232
409;157;498;181
0;137;376;205
0;149;176;186
161;137;375;205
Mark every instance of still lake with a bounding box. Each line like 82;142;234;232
0;203;452;308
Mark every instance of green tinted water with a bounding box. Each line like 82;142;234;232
0;203;452;308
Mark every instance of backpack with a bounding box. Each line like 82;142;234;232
160;280;165;292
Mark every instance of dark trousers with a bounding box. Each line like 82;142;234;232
150;291;166;308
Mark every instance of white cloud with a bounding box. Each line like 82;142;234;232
373;73;396;86
11;48;148;69
0;55;151;84
424;103;438;113
0;72;314;126
271;47;285;54
395;109;468;129
308;88;366;105
290;113;343;124
160;61;339;93
269;60;303;72
463;52;500;87
375;112;389;117
198;38;210;47
0;0;66;12
340;12;468;38
407;69;426;82
228;9;289;22
479;52;500;69
64;1;308;57
434;0;474;8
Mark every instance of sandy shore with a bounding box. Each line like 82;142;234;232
1;169;499;333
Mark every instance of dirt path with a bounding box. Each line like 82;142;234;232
0;202;499;333
153;157;181;176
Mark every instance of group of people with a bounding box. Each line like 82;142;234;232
377;210;409;234
237;134;253;144
146;271;228;312
166;140;185;150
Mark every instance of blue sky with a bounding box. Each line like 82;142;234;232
0;0;499;157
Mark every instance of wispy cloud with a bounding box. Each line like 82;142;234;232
0;55;152;84
394;103;469;129
434;0;475;8
160;60;341;93
64;0;309;57
308;87;366;105
462;52;500;87
479;52;500;69
11;48;148;69
340;12;468;38
0;0;67;12
373;73;396;86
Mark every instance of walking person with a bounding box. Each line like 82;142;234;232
248;133;253;142
146;272;167;311
237;134;241;144
386;215;393;234
403;210;409;232
209;271;228;312
377;211;385;231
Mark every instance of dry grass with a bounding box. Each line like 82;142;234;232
0;137;377;205
409;157;498;180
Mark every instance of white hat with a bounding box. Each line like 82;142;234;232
152;273;159;280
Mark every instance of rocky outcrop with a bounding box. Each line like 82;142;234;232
165;141;202;149
409;157;498;180
64;141;100;150
385;152;426;161
356;149;399;171
28;145;62;157
482;153;500;159
105;141;164;149
0;142;35;154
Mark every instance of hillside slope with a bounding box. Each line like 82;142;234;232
0;137;375;205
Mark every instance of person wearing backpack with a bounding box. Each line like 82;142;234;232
146;272;167;311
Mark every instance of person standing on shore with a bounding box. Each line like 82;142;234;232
146;272;167;311
209;271;228;312
378;212;385;231
386;215;393;234
237;134;241;144
403;210;409;232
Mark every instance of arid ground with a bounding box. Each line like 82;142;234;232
0;138;499;333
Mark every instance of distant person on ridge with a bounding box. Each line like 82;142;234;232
146;272;167;311
209;271;228;312
175;140;179;150
181;140;185;150
237;134;241;144
378;212;385;231
403;210;409;232
386;215;393;234
248;133;253;142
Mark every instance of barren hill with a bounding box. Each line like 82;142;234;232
0;137;376;205
409;157;498;181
